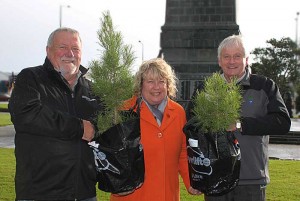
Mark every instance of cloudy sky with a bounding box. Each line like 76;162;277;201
1;0;300;73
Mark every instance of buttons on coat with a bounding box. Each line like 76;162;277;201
157;132;163;138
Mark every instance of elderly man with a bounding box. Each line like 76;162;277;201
9;27;103;201
188;35;291;201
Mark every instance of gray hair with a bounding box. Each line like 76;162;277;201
47;27;81;47
217;35;247;59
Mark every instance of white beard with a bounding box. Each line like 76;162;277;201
58;56;79;80
58;64;77;78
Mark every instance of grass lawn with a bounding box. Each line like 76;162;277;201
0;103;8;110
1;103;299;200
0;112;12;126
0;148;299;200
0;103;11;126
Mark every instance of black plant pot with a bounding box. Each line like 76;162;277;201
183;120;241;196
91;110;145;194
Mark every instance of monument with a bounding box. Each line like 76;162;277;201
160;0;239;107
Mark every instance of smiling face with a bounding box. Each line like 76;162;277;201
46;31;82;80
141;71;168;107
218;46;248;82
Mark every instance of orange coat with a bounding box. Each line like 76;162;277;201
110;96;190;201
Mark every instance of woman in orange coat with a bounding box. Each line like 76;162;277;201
110;58;201;201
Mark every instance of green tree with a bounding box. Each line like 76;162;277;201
89;11;136;134
250;37;300;92
192;73;242;133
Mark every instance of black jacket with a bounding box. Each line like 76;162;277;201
9;58;103;200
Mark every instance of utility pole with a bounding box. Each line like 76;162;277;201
138;40;144;61
296;12;299;47
59;5;71;27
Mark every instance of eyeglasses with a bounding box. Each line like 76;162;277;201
222;54;244;62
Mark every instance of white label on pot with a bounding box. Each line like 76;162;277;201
88;141;99;148
188;138;198;147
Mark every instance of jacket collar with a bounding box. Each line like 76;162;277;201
140;97;177;130
237;68;251;86
221;67;251;87
43;57;89;90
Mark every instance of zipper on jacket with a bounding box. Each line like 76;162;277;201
72;87;82;199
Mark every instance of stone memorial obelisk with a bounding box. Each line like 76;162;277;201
160;0;239;106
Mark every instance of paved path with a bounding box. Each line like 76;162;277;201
269;144;300;160
290;118;300;132
1;120;300;160
0;125;14;148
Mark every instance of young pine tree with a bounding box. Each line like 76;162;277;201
89;11;136;134
192;73;242;133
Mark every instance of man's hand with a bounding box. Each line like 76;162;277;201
227;121;242;132
82;120;95;142
227;123;237;131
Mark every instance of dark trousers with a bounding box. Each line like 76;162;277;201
205;185;266;201
17;196;97;201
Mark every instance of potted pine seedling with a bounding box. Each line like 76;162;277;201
88;11;144;195
184;72;242;196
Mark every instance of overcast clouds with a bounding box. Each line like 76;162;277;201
1;0;299;73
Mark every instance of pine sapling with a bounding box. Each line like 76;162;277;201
89;11;136;134
192;73;242;133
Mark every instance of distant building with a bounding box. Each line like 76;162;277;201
0;71;16;101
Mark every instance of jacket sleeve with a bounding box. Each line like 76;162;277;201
9;68;83;140
178;107;191;190
241;78;291;136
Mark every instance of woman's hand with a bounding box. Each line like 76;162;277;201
188;186;202;195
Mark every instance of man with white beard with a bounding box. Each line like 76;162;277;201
9;27;103;201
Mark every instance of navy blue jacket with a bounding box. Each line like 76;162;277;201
187;69;291;186
235;69;290;185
